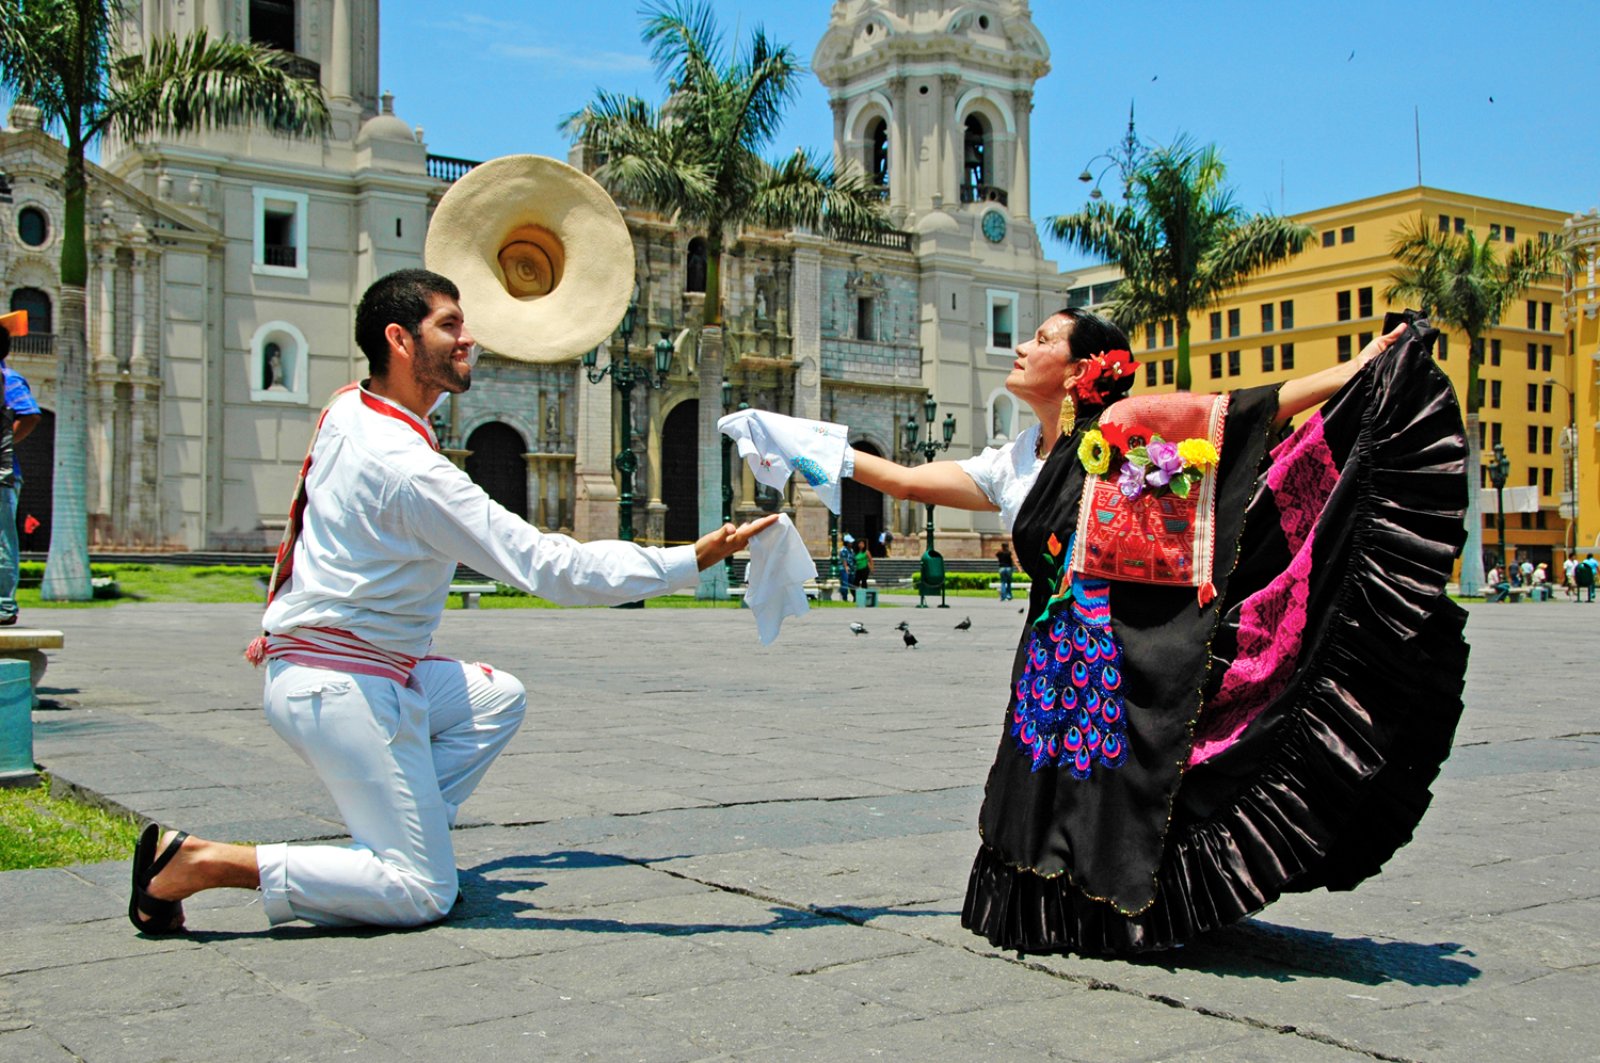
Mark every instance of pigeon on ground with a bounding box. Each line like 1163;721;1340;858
894;620;911;632
849;621;868;636
954;616;972;631
902;629;919;649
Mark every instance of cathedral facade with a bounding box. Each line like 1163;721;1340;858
0;0;1068;559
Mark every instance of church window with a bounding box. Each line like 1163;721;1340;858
857;297;876;342
685;237;707;293
963;115;990;196
985;290;1017;354
250;0;296;52
868;118;889;192
16;206;48;247
252;188;308;279
8;288;51;335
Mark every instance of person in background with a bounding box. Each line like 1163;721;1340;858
0;314;41;628
995;543;1015;601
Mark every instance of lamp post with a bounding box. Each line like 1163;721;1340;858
1546;377;1578;558
582;304;672;542
1076;101;1145;202
720;381;746;585
903;395;957;554
1488;442;1510;595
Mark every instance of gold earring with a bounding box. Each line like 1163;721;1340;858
1058;392;1077;437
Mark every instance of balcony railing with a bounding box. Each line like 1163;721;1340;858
262;245;297;268
427;154;482;184
269;51;321;84
959;183;1009;206
826;223;913;253
11;332;52;356
868;185;889;201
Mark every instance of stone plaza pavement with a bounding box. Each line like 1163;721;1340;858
1;595;1596;1061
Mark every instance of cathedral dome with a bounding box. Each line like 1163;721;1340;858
915;209;959;235
357;92;415;145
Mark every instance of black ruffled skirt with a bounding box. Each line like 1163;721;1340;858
962;318;1469;955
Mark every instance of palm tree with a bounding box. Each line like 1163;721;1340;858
562;0;887;327
1048;138;1312;391
1386;219;1567;596
0;0;327;599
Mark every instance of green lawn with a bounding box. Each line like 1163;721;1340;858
0;779;142;871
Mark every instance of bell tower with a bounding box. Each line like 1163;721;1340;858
814;0;1050;227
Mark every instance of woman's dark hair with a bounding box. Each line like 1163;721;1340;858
354;269;461;375
1054;306;1134;405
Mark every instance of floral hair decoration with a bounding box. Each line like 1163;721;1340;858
1072;349;1137;405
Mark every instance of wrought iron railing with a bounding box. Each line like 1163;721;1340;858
11;332;52;356
426;154;482;183
826;224;912;253
262;245;297;268
959;183;1009;206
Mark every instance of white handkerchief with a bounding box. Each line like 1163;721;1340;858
742;514;817;645
717;409;849;514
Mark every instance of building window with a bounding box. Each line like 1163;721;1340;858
1488;223;1501;240
1358;331;1372;352
868;117;889;191
1261;345;1275;372
1145;362;1158;387
252;188;308;278
1281;342;1295;370
1541;302;1552;331
1321;230;1335;248
1437;333;1448;359
16;205;49;247
1489;379;1500;407
1477;422;1485;450
1209;352;1223;379
1535;509;1546;529
1490;339;1501;366
1340;225;1355;244
685;237;708;293
1162;359;1175;384
1527;425;1539;453
8;287;51;334
1209;312;1222;340
1336;291;1351;322
1280;299;1294;329
1543;425;1553;454
1526;383;1537;411
1437;213;1450;234
1454;216;1465;234
1491;421;1502;447
1357;287;1372;318
1542;344;1552;372
1475;380;1485;408
1505;225;1516;243
249;320;309;405
1543;467;1553;495
1161;319;1174;347
1542;384;1552;413
1260;303;1274;332
1145;324;1157;350
856;297;875;342
1227;308;1240;338
1337;335;1352;362
1526;300;1538;329
1527;343;1538;370
985;289;1016;353
963;114;990;193
250;0;297;52
1227;350;1240;376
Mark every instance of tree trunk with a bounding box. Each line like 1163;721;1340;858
1175;322;1193;392
703;228;723;326
42;142;93;601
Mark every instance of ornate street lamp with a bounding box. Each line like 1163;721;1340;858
1546;377;1578;557
1487;442;1511;596
1077;102;1145;202
582;303;672;543
904;398;956;607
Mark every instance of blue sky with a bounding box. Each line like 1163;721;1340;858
385;0;1591;266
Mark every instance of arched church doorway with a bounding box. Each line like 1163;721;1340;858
464;422;527;520
841;440;886;553
15;408;54;552
660;400;699;546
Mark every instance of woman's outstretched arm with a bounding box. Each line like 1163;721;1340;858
1275;322;1408;425
848;449;1000;512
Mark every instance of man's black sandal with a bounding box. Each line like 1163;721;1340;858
128;823;188;935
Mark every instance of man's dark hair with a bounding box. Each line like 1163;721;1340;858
1054;306;1135;404
354;269;460;375
0;326;10;363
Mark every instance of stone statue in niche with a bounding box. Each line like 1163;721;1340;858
544;400;560;446
264;342;287;391
991;395;1014;441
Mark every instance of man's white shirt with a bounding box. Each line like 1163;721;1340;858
262;387;698;657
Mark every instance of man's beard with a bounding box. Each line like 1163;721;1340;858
415;342;471;394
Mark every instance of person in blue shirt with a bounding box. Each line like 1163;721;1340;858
0;317;42;626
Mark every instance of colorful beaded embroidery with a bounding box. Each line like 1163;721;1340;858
1012;563;1130;778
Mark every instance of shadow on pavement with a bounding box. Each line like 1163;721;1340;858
1126;919;1481;987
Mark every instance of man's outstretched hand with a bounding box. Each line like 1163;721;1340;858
694;514;782;571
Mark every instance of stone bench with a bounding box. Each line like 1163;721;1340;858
449;583;499;609
0;627;64;690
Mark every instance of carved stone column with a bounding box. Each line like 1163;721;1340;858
1012;89;1033;220
573;362;619;540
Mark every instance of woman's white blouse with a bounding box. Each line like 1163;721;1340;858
955;423;1045;533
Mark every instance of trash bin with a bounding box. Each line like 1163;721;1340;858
917;550;947;609
0;658;36;786
856;587;878;608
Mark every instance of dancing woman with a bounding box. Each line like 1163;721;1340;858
735;306;1468;954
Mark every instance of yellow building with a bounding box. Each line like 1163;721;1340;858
1562;209;1599;564
1067;186;1577;575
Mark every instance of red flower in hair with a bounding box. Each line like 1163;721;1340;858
1073;349;1137;403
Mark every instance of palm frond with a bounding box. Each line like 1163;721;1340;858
1202;214;1312;295
0;0;117;137
104;31;328;141
746;147;889;234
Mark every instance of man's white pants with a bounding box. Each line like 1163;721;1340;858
255;657;526;927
